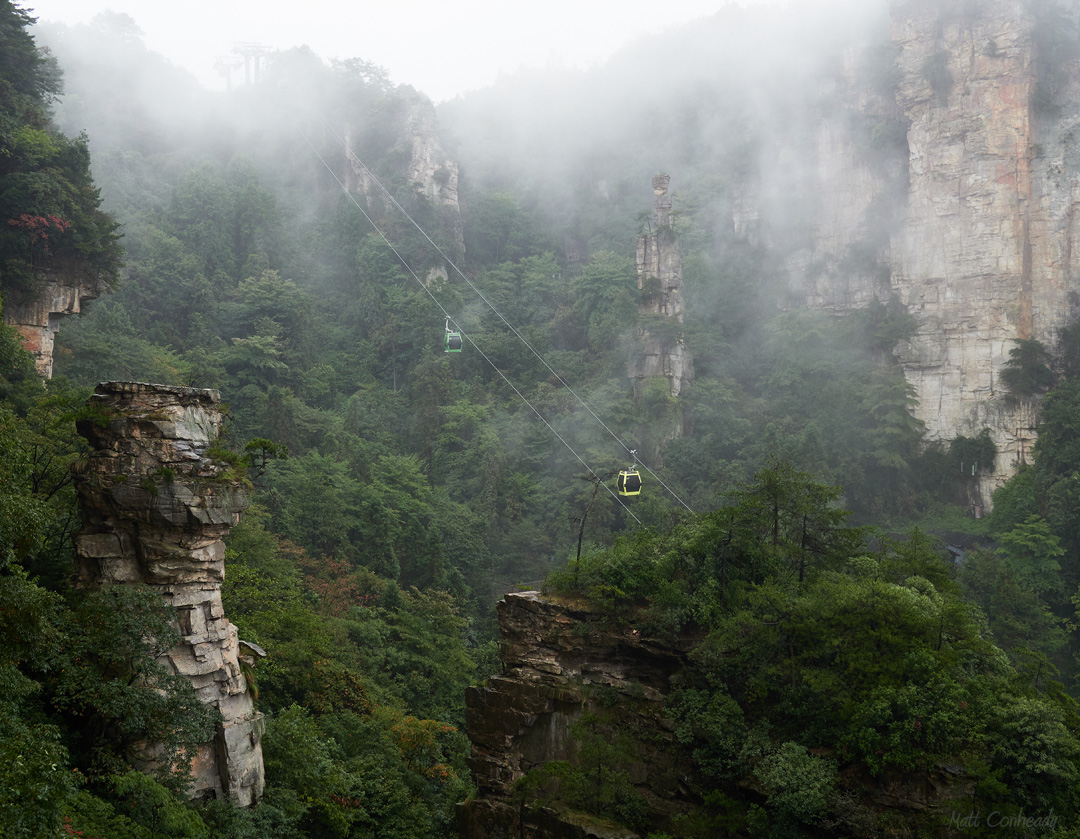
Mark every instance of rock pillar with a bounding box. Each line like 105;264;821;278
630;175;694;458
72;381;264;806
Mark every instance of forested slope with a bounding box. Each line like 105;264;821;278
2;1;1080;837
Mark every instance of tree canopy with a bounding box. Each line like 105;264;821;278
0;0;119;296
3;2;1080;836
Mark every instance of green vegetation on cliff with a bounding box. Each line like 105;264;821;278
4;0;1080;837
0;2;120;296
544;462;1080;836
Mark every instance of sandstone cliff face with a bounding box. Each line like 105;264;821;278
2;268;109;378
734;0;1077;507
890;0;1046;505
72;381;264;806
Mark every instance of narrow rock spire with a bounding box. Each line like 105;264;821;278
73;381;264;805
629;175;694;457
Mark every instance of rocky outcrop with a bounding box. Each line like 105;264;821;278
632;175;694;398
459;591;699;838
461;593;983;839
2;268;109;378
344;86;464;278
72;381;264;806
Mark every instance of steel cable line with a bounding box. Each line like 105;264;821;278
321;118;695;515
300;130;641;525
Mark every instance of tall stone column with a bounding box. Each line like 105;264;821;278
72;381;264;806
630;175;694;459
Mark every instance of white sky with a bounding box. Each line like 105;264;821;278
24;0;778;103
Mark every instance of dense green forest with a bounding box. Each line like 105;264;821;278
4;0;1080;836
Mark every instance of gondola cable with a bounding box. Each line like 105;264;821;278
321;119;695;515
299;130;641;525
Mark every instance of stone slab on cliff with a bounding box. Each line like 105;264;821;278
3;267;109;378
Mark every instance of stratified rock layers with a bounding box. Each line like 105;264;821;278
72;381;264;806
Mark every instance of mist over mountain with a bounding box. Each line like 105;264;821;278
5;1;1080;836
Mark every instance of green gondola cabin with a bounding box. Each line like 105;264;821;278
444;317;462;352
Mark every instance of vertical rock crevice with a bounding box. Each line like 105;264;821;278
72;381;264;806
